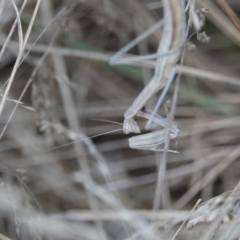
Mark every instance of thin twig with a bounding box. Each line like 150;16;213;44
171;199;201;240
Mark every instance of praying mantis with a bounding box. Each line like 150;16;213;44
120;0;186;151
49;0;188;153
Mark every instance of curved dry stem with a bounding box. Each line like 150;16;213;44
0;0;24;118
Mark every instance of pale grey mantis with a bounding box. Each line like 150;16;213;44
49;0;188;153
111;0;186;151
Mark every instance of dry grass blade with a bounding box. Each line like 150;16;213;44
0;0;42;120
52;209;187;221
0;0;239;239
197;0;240;47
217;0;240;31
40;0;108;238
174;146;240;209
0;0;24;118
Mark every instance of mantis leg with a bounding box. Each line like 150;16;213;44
123;68;167;134
137;106;179;135
123;66;177;134
128;107;179;151
145;67;177;130
128;129;177;151
111;49;179;65
129;129;178;152
125;66;179;151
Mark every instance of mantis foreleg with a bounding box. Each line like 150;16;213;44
128;107;179;151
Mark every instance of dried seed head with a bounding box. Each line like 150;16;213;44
197;31;211;43
186;41;197;52
189;1;209;31
187;191;240;230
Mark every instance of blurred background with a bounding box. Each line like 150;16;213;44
0;0;240;239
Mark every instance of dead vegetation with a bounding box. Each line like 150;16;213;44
0;0;240;239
